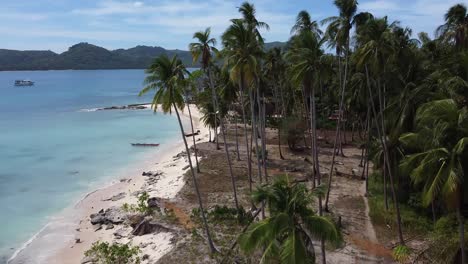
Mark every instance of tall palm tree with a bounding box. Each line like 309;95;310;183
222;18;263;193
436;3;468;50
291;10;323;39
182;70;203;173
139;55;217;253
189;28;221;150
400;99;468;263
264;47;286;160
239;175;341;263
286;30;328;264
323;0;374;211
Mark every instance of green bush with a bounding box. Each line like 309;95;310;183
122;192;156;215
392;245;411;263
85;241;140;264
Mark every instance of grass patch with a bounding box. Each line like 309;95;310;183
367;172;433;235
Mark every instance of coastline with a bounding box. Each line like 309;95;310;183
8;104;209;264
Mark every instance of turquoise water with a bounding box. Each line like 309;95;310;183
0;70;182;263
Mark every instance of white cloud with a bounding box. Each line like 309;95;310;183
359;0;461;37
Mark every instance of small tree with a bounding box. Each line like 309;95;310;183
85;241;141;264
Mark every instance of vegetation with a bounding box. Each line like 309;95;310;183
84;241;141;264
141;1;468;263
122;192;156;215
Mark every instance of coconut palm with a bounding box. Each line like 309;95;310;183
239;175;341;263
139;54;217;253
400;99;468;263
286;29;328;263
264;47;286;159
182;69;204;173
436;3;468;50
291;10;323;39
189;27;221;150
323;1;374;211
236;1;269;43
222;18;263;193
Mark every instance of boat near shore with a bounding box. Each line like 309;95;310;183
131;143;160;147
14;80;34;86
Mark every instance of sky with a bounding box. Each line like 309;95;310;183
0;0;464;53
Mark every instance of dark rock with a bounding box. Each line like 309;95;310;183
132;218;172;236
147;197;160;210
89;207;125;225
106;223;114;230
182;165;190;170
127;214;145;228
142;254;150;261
75;238;81;243
93;224;102;232
102;192;126;202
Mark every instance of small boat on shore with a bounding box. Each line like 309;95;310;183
131;143;160;147
14;80;35;86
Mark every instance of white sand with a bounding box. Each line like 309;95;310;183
15;105;209;264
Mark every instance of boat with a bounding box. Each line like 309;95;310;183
131;143;160;147
14;80;34;86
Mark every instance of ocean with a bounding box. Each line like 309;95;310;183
0;70;184;263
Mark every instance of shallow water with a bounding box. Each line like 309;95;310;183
0;70;184;262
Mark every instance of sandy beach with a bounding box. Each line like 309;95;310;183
8;104;209;264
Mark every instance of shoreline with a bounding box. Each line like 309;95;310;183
8;104;209;264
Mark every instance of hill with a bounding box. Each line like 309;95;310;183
0;42;286;71
0;43;196;71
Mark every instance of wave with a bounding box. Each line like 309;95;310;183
7;223;51;263
78;108;99;112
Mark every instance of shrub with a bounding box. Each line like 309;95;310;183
392;245;411;263
84;241;140;264
122;192;155;215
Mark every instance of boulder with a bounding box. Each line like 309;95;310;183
147;197;161;210
89;207;125;225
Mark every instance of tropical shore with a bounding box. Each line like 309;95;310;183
9;104;209;264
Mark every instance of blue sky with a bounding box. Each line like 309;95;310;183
1;0;464;53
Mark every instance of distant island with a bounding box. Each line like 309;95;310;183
0;42;286;71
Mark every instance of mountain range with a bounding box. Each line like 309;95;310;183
0;42;286;71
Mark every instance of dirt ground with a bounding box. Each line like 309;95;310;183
157;123;397;264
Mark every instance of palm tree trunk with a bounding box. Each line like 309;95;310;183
187;103;200;173
239;74;253;193
219;117;239;210
250;89;263;184
364;107;371;195
262;96;269;182
458;204;466;264
310;88;326;264
209;128;212;142
207;67;220;150
173;103;217;253
325;51;349;211
365;65;405;245
234;110;241;161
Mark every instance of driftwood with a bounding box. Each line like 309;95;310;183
132;218;172;236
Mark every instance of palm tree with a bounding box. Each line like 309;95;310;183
286;30;328;263
323;0;374;210
139;54;217;253
264;47;286;160
237;1;270;184
222;18;263;194
436;3;468;50
400;99;468;263
239;175;341;263
189;28;221;150
354;16;406;245
291;10;323;39
183;70;204;173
